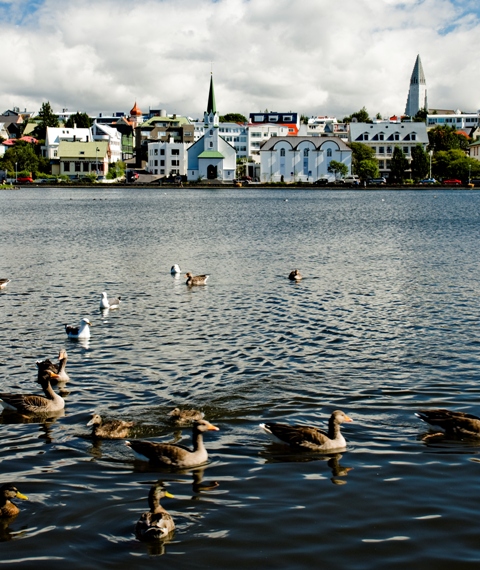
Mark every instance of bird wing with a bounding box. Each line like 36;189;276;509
0;393;49;413
417;409;480;437
128;441;189;464
65;325;79;336
264;423;329;448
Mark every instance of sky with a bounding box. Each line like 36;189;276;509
1;0;479;120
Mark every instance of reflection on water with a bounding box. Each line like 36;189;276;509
1;188;480;569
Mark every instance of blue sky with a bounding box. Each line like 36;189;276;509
1;0;479;119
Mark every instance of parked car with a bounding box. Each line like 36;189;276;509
313;178;329;186
17;176;34;184
442;178;462;186
419;178;437;184
367;177;387;185
343;175;360;186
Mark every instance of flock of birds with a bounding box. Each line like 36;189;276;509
1;270;480;542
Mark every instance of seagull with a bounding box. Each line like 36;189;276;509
185;272;209;286
170;264;181;275
65;318;92;339
0;279;10;289
260;410;353;452
288;269;302;281
100;292;121;309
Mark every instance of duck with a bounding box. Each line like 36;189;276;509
168;407;204;426
65;317;92;339
259;410;353;451
87;413;134;439
0;484;28;518
36;349;69;383
0;370;64;414
100;292;121;310
288;269;302;281
185;272;209;286
125;419;219;468
170;264;181;275
416;409;480;438
135;482;175;541
0;279;10;290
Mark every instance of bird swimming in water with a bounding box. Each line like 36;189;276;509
260;410;353;452
87;413;134;439
0;370;64;414
288;269;302;281
0;484;28;518
0;279;10;290
36;349;69;383
416;409;480;439
168;407;204;426
65;318;92;339
185;272;209;286
135;482;175;541
170;264;181;275
100;292;121;309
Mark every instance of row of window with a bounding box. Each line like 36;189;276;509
149;148;180;156
62;162;104;172
358;132;417;141
278;148;333;157
150;160;180;167
372;146;411;155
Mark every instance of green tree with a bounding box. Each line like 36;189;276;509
219;113;247;123
327;160;348;179
428;125;470;152
410;144;429;180
348;142;376;174
65;112;93;129
0;140;39;175
433;149;480;181
356;159;379;181
389;146;409;182
413;108;428;122
33;101;59;140
343;106;370;124
300;114;309;125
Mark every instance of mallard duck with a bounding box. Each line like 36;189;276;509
65;318;92;339
416;409;480;438
185;272;209;286
170;264;181;275
288;269;302;281
36;349;69;383
168;407;204;426
0;370;64;414
0;279;10;290
100;292;121;310
135;482;175;541
126;419;219;468
87;413;134;439
260;410;353;451
0;484;28;518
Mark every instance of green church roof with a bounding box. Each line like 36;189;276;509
198;150;224;159
207;74;217;115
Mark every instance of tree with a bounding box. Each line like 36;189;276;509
356;159;379;181
410;144;429;180
0;140;39;175
389;146;409;182
65;112;92;129
343;107;371;124
327;160;348;179
33;101;59;140
348;142;376;174
414;108;428;122
428;125;470;152
433;149;480;181
219;113;247;124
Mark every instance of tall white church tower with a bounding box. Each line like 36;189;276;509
405;54;428;117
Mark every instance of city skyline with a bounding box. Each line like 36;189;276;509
1;0;479;119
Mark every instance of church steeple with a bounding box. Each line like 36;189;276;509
204;73;219;127
405;54;428;117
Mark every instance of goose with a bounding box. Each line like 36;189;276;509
0;484;28;518
416;409;480;438
260;410;353;452
288;269;302;281
125;419;219;468
185;272;209;286
0;370;64;414
168;407;204;426
135;482;175;541
87;413;134;439
36;349;69;383
170;264;181;275
65;318;92;339
0;279;10;290
100;292;121;310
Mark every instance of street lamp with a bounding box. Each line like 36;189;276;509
429;150;433;179
96;147;99;177
15;162;17;183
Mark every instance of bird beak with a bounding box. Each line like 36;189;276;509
46;371;60;379
86;418;94;426
16;492;28;500
208;423;220;431
164;491;175;498
344;415;353;423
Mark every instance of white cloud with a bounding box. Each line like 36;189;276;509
0;0;479;119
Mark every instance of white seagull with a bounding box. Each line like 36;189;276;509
65;317;92;339
171;264;181;275
100;291;121;309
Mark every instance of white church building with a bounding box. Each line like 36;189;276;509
187;75;236;182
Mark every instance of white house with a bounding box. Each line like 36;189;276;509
147;140;188;177
92;122;122;163
259;136;352;183
247;123;290;162
43;126;93;160
187;75;236;182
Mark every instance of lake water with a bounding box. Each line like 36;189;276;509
1;187;480;569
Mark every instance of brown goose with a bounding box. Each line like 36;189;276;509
0;370;64;414
36;349;69;383
0;484;28;518
135;482;175;541
288;269;302;281
185;272;209;286
260;410;353;451
416;409;480;438
125;419;219;468
168;407;204;426
0;279;10;290
87;413;134;439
